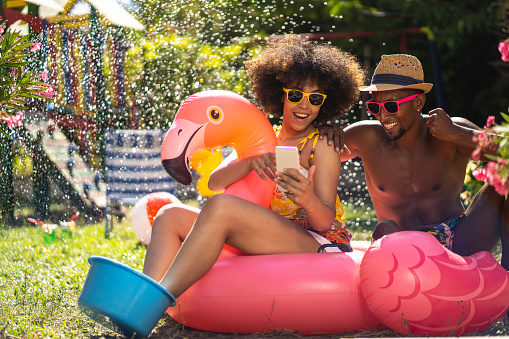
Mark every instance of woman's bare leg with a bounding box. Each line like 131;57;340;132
159;194;320;298
142;204;200;281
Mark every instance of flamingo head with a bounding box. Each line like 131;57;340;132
161;90;277;185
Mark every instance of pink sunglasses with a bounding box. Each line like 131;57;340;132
365;94;419;115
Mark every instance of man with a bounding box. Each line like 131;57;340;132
328;54;509;270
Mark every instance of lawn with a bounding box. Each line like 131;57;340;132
0;203;508;338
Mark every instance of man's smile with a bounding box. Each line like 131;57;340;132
383;121;398;130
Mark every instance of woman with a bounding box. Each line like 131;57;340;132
143;35;365;300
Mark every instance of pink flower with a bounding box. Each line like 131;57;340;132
487;172;501;188
30;41;42;53
494;180;509;196
499;39;509;62
472;168;488;181
1;113;24;127
0;24;6;34
39;85;55;98
35;70;48;81
486;116;495;127
487;161;498;175
471;147;482;161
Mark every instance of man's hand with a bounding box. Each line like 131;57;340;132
426;108;457;142
317;125;350;154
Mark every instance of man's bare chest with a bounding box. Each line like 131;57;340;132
360;146;461;199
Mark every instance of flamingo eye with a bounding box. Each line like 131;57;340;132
207;106;223;124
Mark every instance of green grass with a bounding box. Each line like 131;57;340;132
0;204;508;338
0;217;146;338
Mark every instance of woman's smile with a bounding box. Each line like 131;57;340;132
293;111;311;121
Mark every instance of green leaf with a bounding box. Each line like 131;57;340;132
500;138;508;150
0;80;14;86
4;54;31;62
492;125;509;134
501;112;509;124
6;31;20;47
485;154;500;161
9;98;25;104
2;62;30;67
21;93;45;99
10;42;31;52
0;125;12;140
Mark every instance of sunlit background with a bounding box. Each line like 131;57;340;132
0;0;507;231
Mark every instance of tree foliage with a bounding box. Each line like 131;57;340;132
0;24;53;136
327;0;509;125
128;0;509;128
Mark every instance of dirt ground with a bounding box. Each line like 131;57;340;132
149;316;394;338
145;315;509;339
88;314;509;339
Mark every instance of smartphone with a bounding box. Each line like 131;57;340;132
275;146;299;192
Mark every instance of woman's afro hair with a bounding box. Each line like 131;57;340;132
245;34;365;124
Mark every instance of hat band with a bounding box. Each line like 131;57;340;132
371;73;424;86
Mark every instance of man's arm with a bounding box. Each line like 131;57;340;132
318;121;382;162
426;108;483;157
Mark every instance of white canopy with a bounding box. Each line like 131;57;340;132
86;0;144;30
41;0;144;30
22;0;64;11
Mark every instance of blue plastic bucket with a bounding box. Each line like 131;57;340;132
78;256;175;338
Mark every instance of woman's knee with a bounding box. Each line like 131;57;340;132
155;204;184;225
197;194;246;227
372;220;401;241
152;204;197;235
200;194;238;216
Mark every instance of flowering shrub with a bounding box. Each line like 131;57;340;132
461;160;484;207
472;114;509;196
470;38;509;197
499;38;509;62
465;35;509;198
0;21;54;136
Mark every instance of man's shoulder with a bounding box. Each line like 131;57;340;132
343;120;385;154
423;114;478;129
344;119;382;134
451;116;479;129
345;119;381;128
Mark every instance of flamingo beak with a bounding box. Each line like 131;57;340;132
161;121;204;185
162;152;192;185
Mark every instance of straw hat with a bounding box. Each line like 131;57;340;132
360;54;433;93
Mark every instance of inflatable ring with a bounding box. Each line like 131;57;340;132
169;246;379;334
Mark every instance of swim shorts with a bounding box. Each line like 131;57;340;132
422;214;464;250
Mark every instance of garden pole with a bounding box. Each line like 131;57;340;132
90;6;109;236
421;26;446;110
90;6;107;174
33;131;50;219
0;127;15;225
